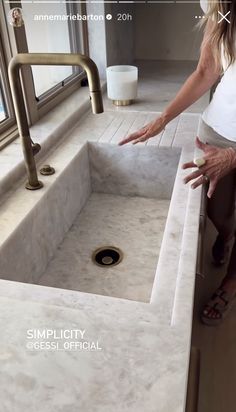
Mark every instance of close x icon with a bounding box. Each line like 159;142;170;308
218;11;231;24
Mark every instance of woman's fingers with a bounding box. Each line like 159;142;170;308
182;141;236;197
133;139;145;145
183;168;203;184
119;117;166;146
119;128;147;146
195;136;208;152
132;134;149;145
190;174;207;190
207;178;218;198
182;161;196;169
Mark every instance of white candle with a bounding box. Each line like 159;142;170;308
106;66;138;101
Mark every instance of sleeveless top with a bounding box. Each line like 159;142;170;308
200;0;236;141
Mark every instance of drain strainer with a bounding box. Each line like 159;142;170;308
92;246;123;267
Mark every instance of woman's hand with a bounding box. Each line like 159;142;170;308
182;137;236;198
119;115;167;146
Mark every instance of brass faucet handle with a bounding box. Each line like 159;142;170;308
31;142;41;156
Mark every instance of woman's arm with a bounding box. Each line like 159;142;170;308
119;21;221;145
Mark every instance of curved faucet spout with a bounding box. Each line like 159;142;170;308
8;53;104;190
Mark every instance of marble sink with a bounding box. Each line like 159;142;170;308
0;142;181;303
0;110;203;412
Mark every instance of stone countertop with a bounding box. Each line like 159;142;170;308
103;60;209;115
0;290;184;412
0;107;203;411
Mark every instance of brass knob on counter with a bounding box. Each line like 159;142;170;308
39;165;55;176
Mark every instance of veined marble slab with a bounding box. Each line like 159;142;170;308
0;144;91;283
0;141;180;286
38;193;170;302
0;110;202;412
89;143;180;199
0;294;187;412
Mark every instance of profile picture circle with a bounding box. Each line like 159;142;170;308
8;8;24;28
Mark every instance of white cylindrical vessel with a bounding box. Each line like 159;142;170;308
106;65;138;106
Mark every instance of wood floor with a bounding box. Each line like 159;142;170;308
192;218;236;412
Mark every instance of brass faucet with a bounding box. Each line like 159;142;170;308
8;53;104;190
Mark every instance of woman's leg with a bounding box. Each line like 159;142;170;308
197;120;236;322
225;239;236;280
202;171;236;321
207;170;236;241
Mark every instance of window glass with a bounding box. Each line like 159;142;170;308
0;75;8;123
21;3;73;97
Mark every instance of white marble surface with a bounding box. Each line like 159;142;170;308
38;193;169;302
0;144;91;283
0;293;187;412
0;138;179;285
104;60;210;114
89;143;180;199
0;105;202;409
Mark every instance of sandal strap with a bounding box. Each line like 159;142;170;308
212;288;232;304
214;288;224;297
206;300;226;312
206;288;235;313
212;301;228;313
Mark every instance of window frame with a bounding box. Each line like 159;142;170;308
0;6;17;142
0;1;89;136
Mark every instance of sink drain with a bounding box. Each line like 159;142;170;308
92;246;123;267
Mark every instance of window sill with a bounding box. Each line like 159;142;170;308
0;81;106;198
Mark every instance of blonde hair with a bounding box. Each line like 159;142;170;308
201;0;236;68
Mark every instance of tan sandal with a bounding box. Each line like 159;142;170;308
201;287;236;326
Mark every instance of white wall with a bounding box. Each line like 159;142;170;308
105;4;135;67
87;4;135;80
86;3;108;80
134;4;204;61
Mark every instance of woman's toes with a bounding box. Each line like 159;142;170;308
202;306;222;319
212;310;220;319
203;306;211;316
209;310;215;318
208;308;214;318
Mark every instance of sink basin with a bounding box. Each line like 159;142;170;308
0;142;181;303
